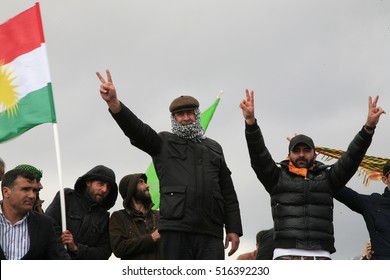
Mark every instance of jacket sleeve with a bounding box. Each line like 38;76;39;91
109;211;157;258
334;186;370;214
110;102;162;156
219;158;243;237
329;127;373;191
244;120;280;192
44;191;62;227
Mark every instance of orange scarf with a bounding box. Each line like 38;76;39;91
288;162;308;178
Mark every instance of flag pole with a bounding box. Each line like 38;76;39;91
52;123;67;231
218;89;224;99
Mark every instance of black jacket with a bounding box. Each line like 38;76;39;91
245;120;373;254
0;211;70;260
110;103;242;239
45;165;118;259
334;186;390;259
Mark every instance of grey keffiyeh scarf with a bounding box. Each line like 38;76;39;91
170;108;205;142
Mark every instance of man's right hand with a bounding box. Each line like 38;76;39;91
151;229;160;242
239;89;256;125
61;230;78;252
96;69;122;113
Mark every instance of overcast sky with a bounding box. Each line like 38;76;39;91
1;0;390;260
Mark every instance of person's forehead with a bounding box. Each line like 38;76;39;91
91;180;109;185
14;176;36;188
175;109;195;114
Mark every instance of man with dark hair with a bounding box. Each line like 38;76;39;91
110;173;160;260
14;164;45;213
96;69;242;260
0;169;70;259
240;90;384;260
334;160;390;259
45;165;118;259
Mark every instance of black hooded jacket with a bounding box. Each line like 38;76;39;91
45;165;118;259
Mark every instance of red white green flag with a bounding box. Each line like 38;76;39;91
0;3;56;143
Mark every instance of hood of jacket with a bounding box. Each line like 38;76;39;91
119;173;147;208
74;165;118;210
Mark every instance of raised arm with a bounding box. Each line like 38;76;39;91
239;89;256;125
96;69;122;113
330;96;386;189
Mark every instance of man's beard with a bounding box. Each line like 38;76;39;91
134;189;152;204
171;108;205;141
292;157;315;168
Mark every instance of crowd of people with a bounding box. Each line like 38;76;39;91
0;82;389;260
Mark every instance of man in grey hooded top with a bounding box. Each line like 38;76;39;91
45;165;118;259
110;173;160;260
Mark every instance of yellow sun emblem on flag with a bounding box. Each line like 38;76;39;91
0;60;19;117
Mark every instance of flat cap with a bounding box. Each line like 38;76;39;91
169;95;199;113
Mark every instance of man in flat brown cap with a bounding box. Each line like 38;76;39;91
96;69;242;260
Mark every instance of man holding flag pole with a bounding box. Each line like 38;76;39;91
97;69;242;260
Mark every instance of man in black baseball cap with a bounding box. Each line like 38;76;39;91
288;134;316;170
241;89;385;260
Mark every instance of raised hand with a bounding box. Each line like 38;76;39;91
96;69;121;113
366;95;386;128
239;89;255;125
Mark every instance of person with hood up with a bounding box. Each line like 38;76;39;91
110;173;160;260
96;69;242;260
45;165;118;259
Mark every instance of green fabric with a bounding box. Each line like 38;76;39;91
14;164;43;180
0;84;56;143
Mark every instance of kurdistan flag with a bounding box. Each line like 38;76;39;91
147;95;221;209
0;3;56;143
